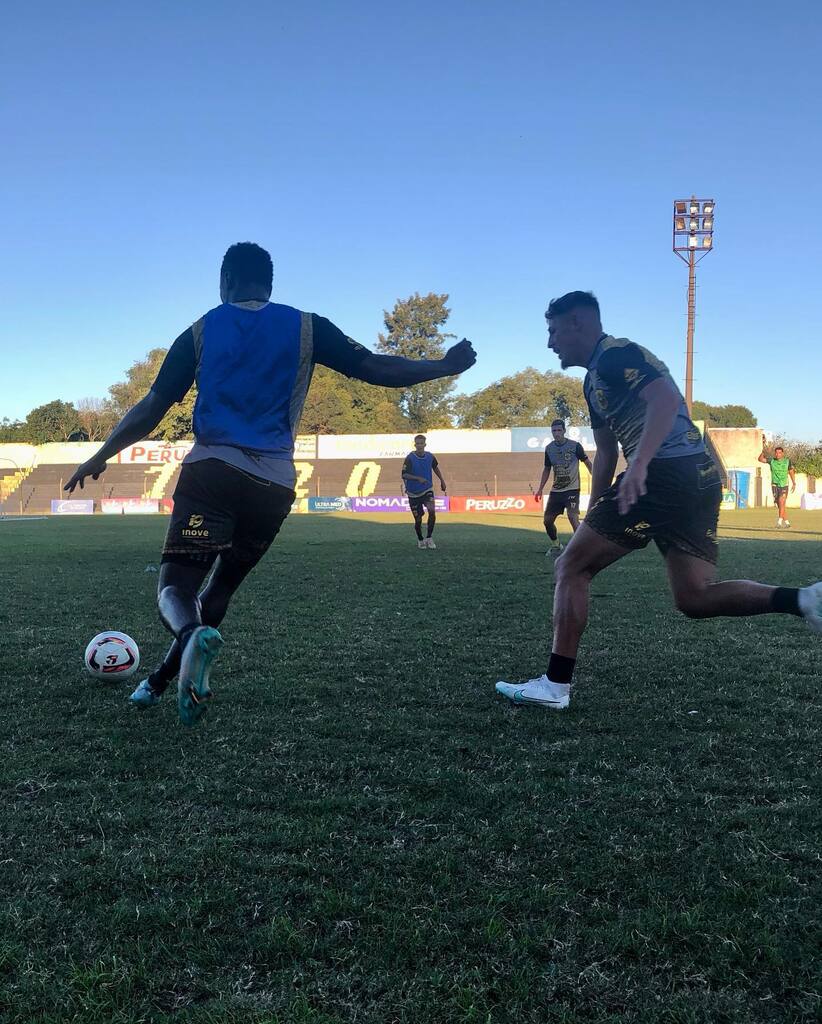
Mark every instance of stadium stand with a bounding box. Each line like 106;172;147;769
13;464;158;514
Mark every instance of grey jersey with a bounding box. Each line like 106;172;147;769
584;335;704;461
545;439;587;492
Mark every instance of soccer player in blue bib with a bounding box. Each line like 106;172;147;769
496;290;822;710
66;243;475;725
402;434;447;548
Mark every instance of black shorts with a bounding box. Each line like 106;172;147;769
408;491;435;514
772;485;789;503
546;489;580;515
162;459;295;567
584;453;722;565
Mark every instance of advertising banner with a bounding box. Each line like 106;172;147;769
450;494;532;513
350;495;450;513
295;435;317;458
117;438;317;463
101;498;159;514
50;499;94;515
317;430;510;460
118;442;193;465
307;496;352;512
511;426;596;452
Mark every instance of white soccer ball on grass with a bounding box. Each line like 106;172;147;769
84;631;140;681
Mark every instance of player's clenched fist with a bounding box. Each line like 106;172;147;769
442;338;477;374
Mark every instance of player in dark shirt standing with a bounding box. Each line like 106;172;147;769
66;242;476;725
496;290;822;710
535;419;593;556
402;434;447;548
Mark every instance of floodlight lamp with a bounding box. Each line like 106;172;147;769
675;216;686;231
688;235;698;248
689;200;699;215
675;201;687;215
702;216;713;230
703;201;715;215
689;218;699;231
702;235;712;248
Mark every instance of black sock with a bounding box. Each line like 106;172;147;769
147;669;172;695
178;623;198;649
414;521;423;541
772;588;801;616
548;653;576;685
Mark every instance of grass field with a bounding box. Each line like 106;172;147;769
2;509;821;1023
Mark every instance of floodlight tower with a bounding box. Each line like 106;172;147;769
672;197;715;413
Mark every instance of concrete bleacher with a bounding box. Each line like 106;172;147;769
15;465;157;514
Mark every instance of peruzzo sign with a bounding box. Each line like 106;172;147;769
450;495;533;513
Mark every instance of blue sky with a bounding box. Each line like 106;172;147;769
3;0;821;439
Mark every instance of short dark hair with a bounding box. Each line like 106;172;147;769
221;242;273;290
546;291;601;320
551;419;566;429
414;434;426;441
775;446;784;454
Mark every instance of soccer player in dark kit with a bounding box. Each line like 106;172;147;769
535;419;593;557
495;290;822;710
66;243;476;725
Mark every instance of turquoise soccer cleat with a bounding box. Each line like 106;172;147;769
177;626;224;727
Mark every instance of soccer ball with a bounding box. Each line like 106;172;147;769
84;631;140;680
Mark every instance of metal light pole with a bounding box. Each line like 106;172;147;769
673;197;715;412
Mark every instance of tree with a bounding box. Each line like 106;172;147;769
691;401;757;428
76;398;119;441
300;366;409;435
377;293;456;429
0;418;26;442
773;436;822;477
108;349;196;440
24;400;82;443
454;367;589;428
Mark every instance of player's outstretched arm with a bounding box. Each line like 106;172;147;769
64;390;173;492
353;339;476;387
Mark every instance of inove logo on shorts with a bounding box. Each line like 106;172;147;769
182;513;209;538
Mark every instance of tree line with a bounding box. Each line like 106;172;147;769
3;291;788;454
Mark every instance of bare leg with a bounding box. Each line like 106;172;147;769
665;549;782;618
567;508;581;533
543;511;559;541
412;511;424;541
552;524;632;658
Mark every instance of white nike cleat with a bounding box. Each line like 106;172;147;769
784;519;791;528
546;543;563;558
775;520;783;529
798;582;822;633
425;538;437;549
417;540;427;549
495;674;570;709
